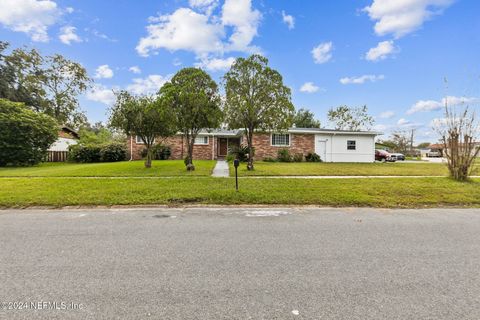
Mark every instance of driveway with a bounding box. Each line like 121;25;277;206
1;207;480;319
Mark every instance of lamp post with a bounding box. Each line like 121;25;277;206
233;158;240;192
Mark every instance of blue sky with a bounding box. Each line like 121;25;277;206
0;0;479;142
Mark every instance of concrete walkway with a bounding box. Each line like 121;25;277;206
211;160;230;177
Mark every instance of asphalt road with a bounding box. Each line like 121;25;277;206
1;207;480;320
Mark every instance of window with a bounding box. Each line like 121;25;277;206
347;140;356;150
135;136;155;144
194;136;209;145
271;133;290;146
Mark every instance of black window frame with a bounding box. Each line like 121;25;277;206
347;140;356;150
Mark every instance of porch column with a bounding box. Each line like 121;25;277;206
211;136;215;160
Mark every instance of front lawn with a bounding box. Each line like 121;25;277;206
229;161;455;176
0;160;216;177
0;177;479;208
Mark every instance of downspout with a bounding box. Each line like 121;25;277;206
331;133;335;162
211;134;215;160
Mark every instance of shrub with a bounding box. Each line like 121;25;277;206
100;143;127;162
141;144;171;160
228;145;253;162
263;157;277;162
293;153;304;162
68;144;101;163
225;153;234;162
305;152;322;162
0;99;57;166
277;148;292;162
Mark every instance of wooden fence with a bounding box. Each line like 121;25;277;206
46;151;69;162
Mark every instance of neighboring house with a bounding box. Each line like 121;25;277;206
128;128;381;163
428;142;480;158
47;126;79;162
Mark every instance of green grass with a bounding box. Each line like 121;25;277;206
0;160;216;177
229;161;457;177
0;177;479;208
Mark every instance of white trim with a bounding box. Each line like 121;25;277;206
135;136;155;144
194;136;209;145
270;133;291;147
288;128;381;135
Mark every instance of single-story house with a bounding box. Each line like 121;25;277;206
128;128;381;163
428;142;480;158
47;126;79;162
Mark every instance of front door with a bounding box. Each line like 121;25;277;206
218;138;228;157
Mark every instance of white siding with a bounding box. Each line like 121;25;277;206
48;137;78;152
315;134;375;163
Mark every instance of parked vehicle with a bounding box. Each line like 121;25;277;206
390;153;405;161
426;150;441;157
375;149;396;162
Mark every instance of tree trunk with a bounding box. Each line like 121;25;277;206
246;129;254;171
145;145;152;168
186;136;195;171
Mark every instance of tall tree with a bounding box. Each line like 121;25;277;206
0;43;91;127
1;43;45;107
41;54;91;126
391;130;410;154
160;68;222;171
327;105;374;131
224;54;295;170
293;108;321;128
435;99;479;181
109;91;177;168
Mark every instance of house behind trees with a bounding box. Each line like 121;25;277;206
128;127;380;163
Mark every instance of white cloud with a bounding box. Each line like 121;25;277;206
86;85;116;105
65;7;74;14
129;66;142;74
86;74;170;104
282;11;295;30
311;42;333;64
340;74;385;84
136;8;224;57
407;96;478;114
196;57;235;71
300;82;320;93
95;65;114;79
136;0;261;58
126;75;170;95
373;124;388;131
379;111;395;119
173;58;182;66
396;118;423;129
397;118;411;126
189;0;219;15
221;0;261;53
365;40;396;61
59;26;82;45
0;0;61;42
363;0;454;38
91;29;117;42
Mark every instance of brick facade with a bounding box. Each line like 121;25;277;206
127;135;214;160
127;133;315;161
251;133;315;160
